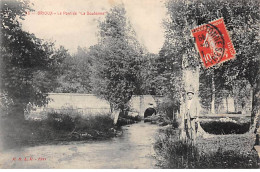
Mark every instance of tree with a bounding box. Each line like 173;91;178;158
164;0;260;123
153;44;183;117
90;4;144;114
138;53;159;95
55;46;93;93
0;0;67;119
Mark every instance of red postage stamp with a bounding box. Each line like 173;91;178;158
191;18;236;68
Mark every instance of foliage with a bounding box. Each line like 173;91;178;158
137;53;159;95
0;0;67;118
55;47;93;93
156;96;177;119
150;49;183;117
90;4;144;112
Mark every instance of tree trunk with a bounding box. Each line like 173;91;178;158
251;81;260;125
226;96;229;113
211;70;216;114
110;103;113;113
140;95;144;117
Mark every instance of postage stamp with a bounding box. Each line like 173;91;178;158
191;18;236;68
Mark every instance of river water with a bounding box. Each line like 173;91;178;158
0;122;161;169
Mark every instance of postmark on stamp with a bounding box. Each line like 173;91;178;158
191;18;236;68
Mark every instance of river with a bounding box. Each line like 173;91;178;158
0;122;161;169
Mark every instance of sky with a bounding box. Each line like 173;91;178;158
21;0;167;54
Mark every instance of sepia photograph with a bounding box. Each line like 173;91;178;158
0;0;260;169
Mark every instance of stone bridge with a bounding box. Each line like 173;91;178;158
27;93;252;121
26;93;163;120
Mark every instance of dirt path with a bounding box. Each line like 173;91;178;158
0;122;161;169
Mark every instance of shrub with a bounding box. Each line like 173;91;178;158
156;96;179;119
116;117;136;126
74;114;114;132
46;112;75;131
120;114;142;122
200;121;250;134
116;111;142;126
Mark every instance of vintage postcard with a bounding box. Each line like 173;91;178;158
0;0;260;169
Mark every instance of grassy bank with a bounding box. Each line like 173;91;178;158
154;127;260;169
